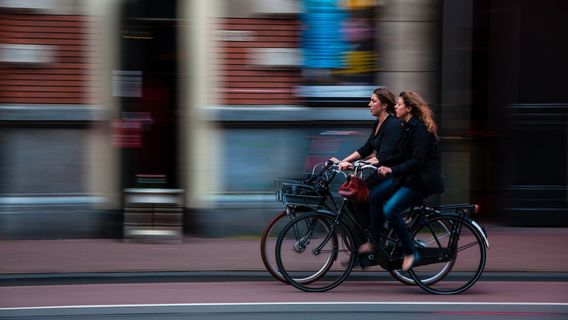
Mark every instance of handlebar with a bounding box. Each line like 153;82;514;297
307;159;379;184
330;160;377;170
325;159;378;178
353;160;378;171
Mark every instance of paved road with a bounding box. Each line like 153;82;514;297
2;303;567;320
1;280;567;319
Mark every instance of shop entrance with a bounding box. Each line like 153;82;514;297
116;0;179;189
116;0;183;241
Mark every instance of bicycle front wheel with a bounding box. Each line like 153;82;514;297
408;215;487;294
275;212;356;292
260;208;324;284
260;210;290;284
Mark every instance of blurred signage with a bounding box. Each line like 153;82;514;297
301;0;348;69
300;0;378;104
296;85;376;97
112;70;143;98
112;120;142;149
249;48;302;67
0;44;54;64
252;0;301;15
111;112;154;149
215;30;254;42
0;0;56;11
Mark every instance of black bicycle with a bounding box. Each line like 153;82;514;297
260;162;341;284
273;160;489;295
262;161;429;285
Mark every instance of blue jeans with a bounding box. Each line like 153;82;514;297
368;178;426;255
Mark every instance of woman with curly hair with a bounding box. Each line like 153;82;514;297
359;91;444;272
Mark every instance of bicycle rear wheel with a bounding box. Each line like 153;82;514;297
275;212;356;292
386;217;454;286
408;215;487;294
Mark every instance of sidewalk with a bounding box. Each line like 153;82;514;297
1;225;567;276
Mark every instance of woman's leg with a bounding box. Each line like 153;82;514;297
358;178;396;253
382;187;425;256
368;178;396;239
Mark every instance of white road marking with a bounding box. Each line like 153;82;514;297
2;301;568;311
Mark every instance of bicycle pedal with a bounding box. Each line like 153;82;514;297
357;252;380;268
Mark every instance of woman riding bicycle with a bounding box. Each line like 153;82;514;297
359;91;444;272
330;87;402;232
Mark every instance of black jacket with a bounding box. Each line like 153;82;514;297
357;114;402;164
382;117;444;195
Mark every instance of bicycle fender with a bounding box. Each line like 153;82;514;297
470;219;490;248
436;211;489;248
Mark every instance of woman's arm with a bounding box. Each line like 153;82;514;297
330;151;361;170
342;151;362;163
390;122;429;177
375;119;402;164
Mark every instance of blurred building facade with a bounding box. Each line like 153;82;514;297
0;0;566;239
0;0;107;238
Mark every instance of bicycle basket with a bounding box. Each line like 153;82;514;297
274;179;326;208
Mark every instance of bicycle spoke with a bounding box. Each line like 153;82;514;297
386;216;453;286
276;213;355;292
409;215;487;295
457;240;480;252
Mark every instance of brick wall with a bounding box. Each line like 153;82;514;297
0;12;96;104
218;18;301;105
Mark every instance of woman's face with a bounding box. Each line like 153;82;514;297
395;96;412;121
368;93;386;117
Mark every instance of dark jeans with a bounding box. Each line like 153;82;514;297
368;178;426;255
347;174;383;245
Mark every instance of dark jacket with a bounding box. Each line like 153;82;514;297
357;114;402;164
381;117;444;195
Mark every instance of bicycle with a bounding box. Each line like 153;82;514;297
262;161;430;285
274;160;489;294
260;162;341;284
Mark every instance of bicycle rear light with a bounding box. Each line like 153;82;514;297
473;204;480;214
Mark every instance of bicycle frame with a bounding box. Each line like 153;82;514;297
311;199;409;271
273;161;489;294
278;160;488;271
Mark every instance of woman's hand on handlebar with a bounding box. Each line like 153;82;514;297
338;161;354;170
377;166;392;176
364;156;379;166
328;157;354;171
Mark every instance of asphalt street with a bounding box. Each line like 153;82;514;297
1;279;567;319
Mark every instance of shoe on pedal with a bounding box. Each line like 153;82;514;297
358;241;375;254
402;251;421;272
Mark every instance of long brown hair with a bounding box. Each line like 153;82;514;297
373;87;396;113
399;91;438;139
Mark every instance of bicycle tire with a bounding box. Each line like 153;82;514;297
260;208;327;284
260;210;289;283
275;212;356;292
408;215;487;294
386;216;454;286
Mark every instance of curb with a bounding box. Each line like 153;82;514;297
1;271;567;287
